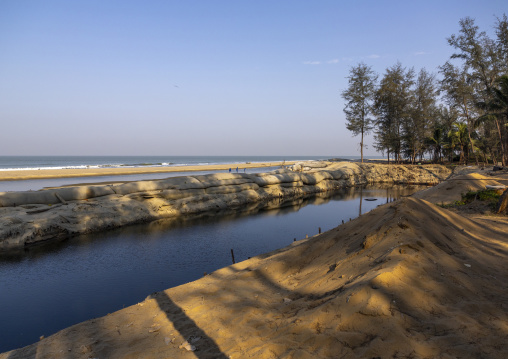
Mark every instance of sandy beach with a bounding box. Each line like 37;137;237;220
0;161;295;182
1;164;507;358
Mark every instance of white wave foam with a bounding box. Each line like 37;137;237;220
0;165;103;171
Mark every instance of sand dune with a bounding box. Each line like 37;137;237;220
413;171;508;204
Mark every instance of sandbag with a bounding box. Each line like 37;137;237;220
252;173;302;186
206;183;260;194
0;191;60;206
113;177;204;194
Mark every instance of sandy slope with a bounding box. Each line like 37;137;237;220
413;171;508;205
2;169;508;359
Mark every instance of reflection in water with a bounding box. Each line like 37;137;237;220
3;184;418;262
359;187;363;216
0;184;426;352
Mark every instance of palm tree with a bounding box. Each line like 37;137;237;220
427;126;444;163
476;75;508;165
448;122;470;164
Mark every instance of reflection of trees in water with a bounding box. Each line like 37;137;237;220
1;184;427;262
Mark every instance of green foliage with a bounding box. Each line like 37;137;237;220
438;188;501;209
341;63;377;162
451;199;467;207
462;189;501;203
339;14;508;165
372;62;415;162
444;15;508;165
404;68;438;163
448;122;472;164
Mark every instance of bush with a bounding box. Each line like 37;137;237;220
455;189;502;210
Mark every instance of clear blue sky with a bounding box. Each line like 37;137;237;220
1;0;506;156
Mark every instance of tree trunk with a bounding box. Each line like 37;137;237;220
493;117;507;166
467;131;479;166
360;131;364;163
504;130;508;166
496;189;508;214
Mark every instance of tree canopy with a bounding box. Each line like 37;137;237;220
341;63;377;162
342;14;508;165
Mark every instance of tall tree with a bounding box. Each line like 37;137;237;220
447;17;502;96
341;63;378;162
439;62;479;164
494;14;508;75
443;15;508;164
432;105;459;163
373;62;414;163
405;68;437;163
448;122;471;164
477;75;508;165
427;125;445;163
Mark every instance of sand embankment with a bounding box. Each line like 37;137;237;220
0;162;294;181
1;166;507;358
0;162;450;250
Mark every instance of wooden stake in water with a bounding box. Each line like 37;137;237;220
319;227;321;234
231;249;235;264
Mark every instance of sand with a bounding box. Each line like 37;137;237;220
412;171;508;204
0;162;295;181
1;167;508;358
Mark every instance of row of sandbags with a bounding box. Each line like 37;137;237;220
0;170;350;207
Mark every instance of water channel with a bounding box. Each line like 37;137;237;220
0;184;426;353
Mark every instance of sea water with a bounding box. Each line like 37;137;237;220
0;155;357;171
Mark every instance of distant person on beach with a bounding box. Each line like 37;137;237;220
229;168;231;173
236;167;238;172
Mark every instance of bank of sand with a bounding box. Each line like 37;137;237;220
0;162;294;181
1;168;508;358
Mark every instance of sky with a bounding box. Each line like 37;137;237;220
0;0;507;157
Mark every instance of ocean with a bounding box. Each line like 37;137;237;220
0;155;357;171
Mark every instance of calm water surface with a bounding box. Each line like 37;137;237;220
0;185;425;352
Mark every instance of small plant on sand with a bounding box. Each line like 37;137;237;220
449;199;466;207
455;189;502;210
462;189;501;202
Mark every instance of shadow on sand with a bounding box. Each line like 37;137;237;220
153;291;229;359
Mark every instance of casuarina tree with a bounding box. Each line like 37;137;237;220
341;63;377;162
373;62;415;163
476;75;508;165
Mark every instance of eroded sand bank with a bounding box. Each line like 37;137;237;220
1;165;507;358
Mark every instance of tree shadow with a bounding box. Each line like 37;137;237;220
152;291;229;359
